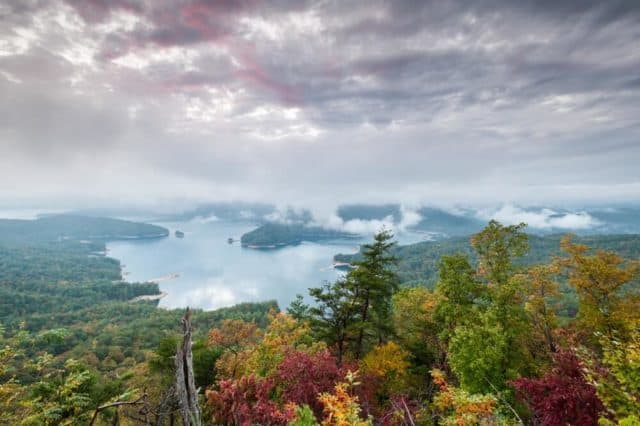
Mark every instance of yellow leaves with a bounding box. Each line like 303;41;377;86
360;342;410;394
392;287;443;365
392;287;439;337
244;311;325;377
560;236;640;340
318;371;371;426
431;368;448;390
210;312;325;379
215;350;254;379
0;344;26;423
516;264;561;353
261;311;318;353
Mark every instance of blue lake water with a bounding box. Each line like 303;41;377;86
107;220;430;311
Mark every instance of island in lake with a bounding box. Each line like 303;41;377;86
241;223;359;248
175;230;185;238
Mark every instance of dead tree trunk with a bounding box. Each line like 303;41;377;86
175;308;201;426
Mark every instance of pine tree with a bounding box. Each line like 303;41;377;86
309;230;399;363
309;278;358;366
349;229;399;358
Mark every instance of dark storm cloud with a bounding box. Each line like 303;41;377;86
0;0;638;207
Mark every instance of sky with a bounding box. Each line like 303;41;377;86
1;0;639;211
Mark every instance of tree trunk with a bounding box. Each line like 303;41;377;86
355;289;370;360
175;308;201;426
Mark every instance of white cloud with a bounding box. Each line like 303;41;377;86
192;215;219;224
398;205;422;230
318;206;421;235
483;204;600;230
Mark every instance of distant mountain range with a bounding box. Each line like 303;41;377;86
57;202;640;243
335;203;640;236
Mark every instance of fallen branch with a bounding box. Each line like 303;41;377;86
89;389;149;425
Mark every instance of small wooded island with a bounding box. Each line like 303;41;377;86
175;230;185;238
240;222;359;248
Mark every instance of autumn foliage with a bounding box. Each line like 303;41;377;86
431;368;498;425
511;350;604;426
201;226;640;425
205;375;296;425
275;350;346;418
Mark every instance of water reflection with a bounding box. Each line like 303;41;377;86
107;220;356;310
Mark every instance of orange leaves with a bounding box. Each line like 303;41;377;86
318;371;372;426
430;369;498;426
208;319;261;352
208;319;261;378
209;312;325;379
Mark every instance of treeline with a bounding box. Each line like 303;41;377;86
335;233;640;286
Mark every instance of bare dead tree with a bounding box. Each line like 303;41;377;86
153;386;178;426
174;308;201;426
90;309;202;425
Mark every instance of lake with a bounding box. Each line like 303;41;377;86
107;219;430;311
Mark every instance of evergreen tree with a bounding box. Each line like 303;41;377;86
287;294;312;322
349;229;399;358
309;230;399;363
309;278;358;366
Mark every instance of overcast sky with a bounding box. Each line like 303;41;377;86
1;0;639;210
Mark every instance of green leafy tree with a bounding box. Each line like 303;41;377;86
434;254;485;344
582;321;640;424
23;358;95;425
392;287;442;380
470;220;528;288
446;221;535;394
448;310;508;394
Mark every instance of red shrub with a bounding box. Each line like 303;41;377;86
275;350;345;418
206;375;295;425
511;350;604;426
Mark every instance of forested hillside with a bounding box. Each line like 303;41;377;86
2;217;639;424
0;216;277;424
336;233;640;286
0;215;169;245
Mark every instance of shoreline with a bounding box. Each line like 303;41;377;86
147;272;180;283
129;291;168;302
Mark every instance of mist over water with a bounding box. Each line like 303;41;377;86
107;219;430;310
